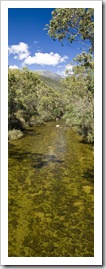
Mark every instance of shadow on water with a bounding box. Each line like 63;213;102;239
83;168;94;183
33;155;64;169
9;147;64;169
23;130;42;136
79;138;94;146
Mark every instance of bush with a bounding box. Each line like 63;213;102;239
8;129;23;141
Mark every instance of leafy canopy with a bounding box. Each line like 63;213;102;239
63;52;94;143
46;8;94;52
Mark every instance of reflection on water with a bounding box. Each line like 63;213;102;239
8;120;94;257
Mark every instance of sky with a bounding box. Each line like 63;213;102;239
8;8;90;77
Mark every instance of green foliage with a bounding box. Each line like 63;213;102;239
8;129;23;141
37;74;63;92
36;84;66;121
8;58;94;143
8;68;67;132
63;53;94;143
46;8;94;52
8;68;41;130
64;95;94;143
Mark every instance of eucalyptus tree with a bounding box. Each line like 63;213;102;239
46;8;94;52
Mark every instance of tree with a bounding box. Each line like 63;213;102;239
8;68;40;129
46;7;94;142
8;69;21;130
8;68;67;130
73;52;94;94
46;8;94;52
63;53;94;143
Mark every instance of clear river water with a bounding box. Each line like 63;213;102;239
8;120;94;257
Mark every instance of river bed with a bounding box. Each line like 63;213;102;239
8;120;94;257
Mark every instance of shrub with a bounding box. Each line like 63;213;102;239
8;129;23;141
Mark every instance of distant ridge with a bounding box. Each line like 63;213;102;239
35;70;63;81
35;70;64;92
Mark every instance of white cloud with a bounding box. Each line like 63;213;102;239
9;65;19;69
18;52;30;60
57;70;65;77
8;42;68;68
65;64;73;74
24;52;68;66
8;42;30;60
57;64;73;77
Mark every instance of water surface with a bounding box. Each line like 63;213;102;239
8;120;94;257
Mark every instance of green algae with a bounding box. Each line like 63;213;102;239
8;120;94;257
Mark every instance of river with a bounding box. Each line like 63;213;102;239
8;120;94;257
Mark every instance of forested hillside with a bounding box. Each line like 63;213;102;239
8;67;67;140
36;73;64;92
8;59;93;143
8;8;94;143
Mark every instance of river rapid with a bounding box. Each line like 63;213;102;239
8;120;94;257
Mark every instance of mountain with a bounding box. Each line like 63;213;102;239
35;70;63;81
34;70;64;92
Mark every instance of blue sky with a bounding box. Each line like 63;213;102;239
8;8;90;76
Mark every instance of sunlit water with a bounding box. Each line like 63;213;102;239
8;120;94;257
